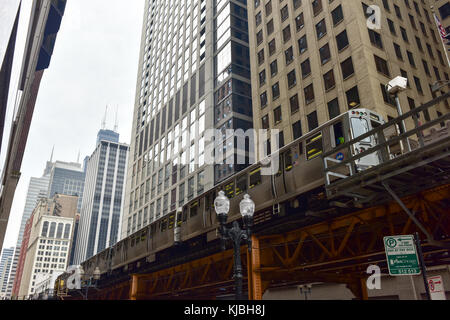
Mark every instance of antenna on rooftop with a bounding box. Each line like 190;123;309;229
114;105;119;132
102;105;108;130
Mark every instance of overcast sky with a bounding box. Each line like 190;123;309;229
2;0;145;248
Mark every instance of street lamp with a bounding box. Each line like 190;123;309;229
386;76;411;152
78;266;101;300
214;191;255;300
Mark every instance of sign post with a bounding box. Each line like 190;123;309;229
414;233;431;300
384;235;421;275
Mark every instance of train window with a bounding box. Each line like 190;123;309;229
284;150;293;171
168;214;175;229
351;118;370;142
141;231;146;242
332;122;345;147
235;176;247;196
136;235;140;244
176;212;182;226
182;207;188;222
161;219;168;232
306;132;323;160
190;202;199;218
225;182;235;198
151;224;156;235
249;168;262;189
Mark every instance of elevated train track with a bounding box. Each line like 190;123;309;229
56;94;450;300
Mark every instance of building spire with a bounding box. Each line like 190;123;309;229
102;105;108;130
114;105;118;132
77;150;80;163
50;145;54;162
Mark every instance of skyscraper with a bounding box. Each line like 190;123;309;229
47;161;86;212
248;0;449;150
73;130;129;264
121;0;253;239
18;194;78;298
0;247;14;299
7;161;52;298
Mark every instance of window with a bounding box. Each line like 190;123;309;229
260;91;268;108
283;25;291;43
374;55;390;77
415;36;423;52
274;106;282;124
400;27;409;42
306;133;323;159
323;69;335;91
341;57;354;79
256;30;263;45
281;5;289;21
267;19;274;35
255;12;262;26
381;83;395;106
290;94;300;114
368;29;383;48
336;30;349;51
292;120;302;140
258;49;265;65
259;70;266;86
393;42;403;60
407;51;415;67
270;60;278;76
316;19;327;39
298;35;308;53
328;98;340;119
262;114;269;129
285;46;294;65
331;5;344;25
312;0;323;16
422;60;430;76
265;0;272;15
287;69;297;87
307;111;319;131
394;5;402;19
319;43;331;64
269;39;276;56
295;13;304;31
387;19;396;35
304;84;315;104
346;86;360;109
272;82;280;100
414;76;423;94
301;59;311;78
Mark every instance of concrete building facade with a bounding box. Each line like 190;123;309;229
73;132;129;265
7;161;52;298
248;0;450;152
18;194;78;298
121;0;253;240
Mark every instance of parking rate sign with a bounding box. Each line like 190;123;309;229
384;235;421;276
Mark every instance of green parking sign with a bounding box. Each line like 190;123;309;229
384;235;421;276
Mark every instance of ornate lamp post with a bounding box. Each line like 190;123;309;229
78;266;101;300
214;191;255;300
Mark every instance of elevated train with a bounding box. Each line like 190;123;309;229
78;109;387;280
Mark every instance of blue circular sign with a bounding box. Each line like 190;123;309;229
336;152;344;161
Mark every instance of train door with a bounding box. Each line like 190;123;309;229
348;110;382;170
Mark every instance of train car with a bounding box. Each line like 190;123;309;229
80;108;386;278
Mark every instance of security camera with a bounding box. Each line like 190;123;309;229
386;76;408;94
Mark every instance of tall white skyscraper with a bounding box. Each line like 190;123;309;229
121;0;253;240
0;247;14;299
73;130;129;265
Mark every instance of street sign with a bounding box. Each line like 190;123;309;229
384;235;421;276
428;275;446;300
